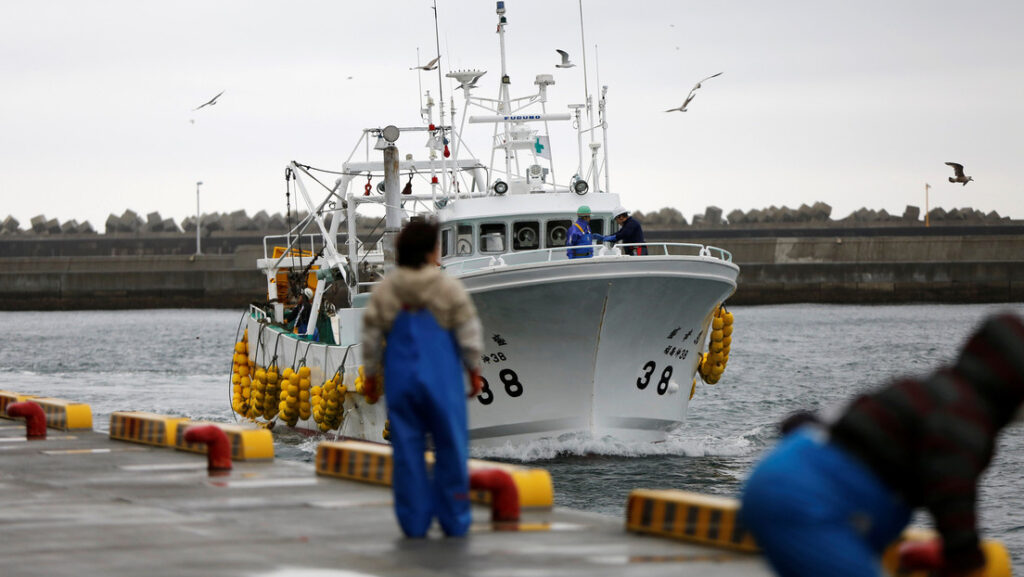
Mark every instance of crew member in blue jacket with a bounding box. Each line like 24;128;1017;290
601;206;646;255
566;205;596;259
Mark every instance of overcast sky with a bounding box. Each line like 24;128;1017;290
2;0;1022;230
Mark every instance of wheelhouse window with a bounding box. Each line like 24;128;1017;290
545;219;571;247
440;227;453;258
478;223;507;253
513;221;540;250
590;219;605;237
456;224;474;256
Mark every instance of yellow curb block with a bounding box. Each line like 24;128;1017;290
0;390;39;419
316;440;554;509
880;528;1011;577
0;392;93;431
109;411;190;448
625;489;757;553
627;490;1011;577
173;421;275;461
467;458;554;509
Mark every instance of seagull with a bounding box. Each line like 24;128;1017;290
193;90;224;111
410;56;440;71
455;71;486;90
945;162;973;186
555;49;575;69
665;72;723;113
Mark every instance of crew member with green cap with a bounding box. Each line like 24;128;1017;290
566;205;596;259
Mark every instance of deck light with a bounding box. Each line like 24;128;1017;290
572;176;589;195
493;180;508;195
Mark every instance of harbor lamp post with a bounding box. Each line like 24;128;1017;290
195;181;203;255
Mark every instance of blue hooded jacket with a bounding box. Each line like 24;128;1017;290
566;218;595;258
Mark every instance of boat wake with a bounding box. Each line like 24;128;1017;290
470;429;762;462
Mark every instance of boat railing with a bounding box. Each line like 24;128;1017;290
617;242;734;262
442;242;733;274
262;233;327;262
250;304;269;322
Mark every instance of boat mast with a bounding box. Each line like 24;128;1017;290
577;0;601;192
431;1;450;198
496;1;512;180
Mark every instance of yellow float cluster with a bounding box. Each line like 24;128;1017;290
352;366;379;404
228;335;379;434
277;366;312;427
698;306;733;385
231;330;256;417
312;371;348;432
260;365;281;420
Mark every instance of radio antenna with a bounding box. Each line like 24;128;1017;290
431;1;445;126
416;47;424;117
578;0;593;136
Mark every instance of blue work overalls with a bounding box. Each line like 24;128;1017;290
384;307;471;538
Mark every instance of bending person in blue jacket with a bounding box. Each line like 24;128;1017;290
601;206;647;255
566;205;596;259
361;219;484;538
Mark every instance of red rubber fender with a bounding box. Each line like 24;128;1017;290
7;401;46;440
183;425;232;471
470;468;519;522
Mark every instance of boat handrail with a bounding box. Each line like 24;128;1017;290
441;242;733;274
262;233;326;261
249;304;269;322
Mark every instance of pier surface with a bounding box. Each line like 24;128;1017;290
0;417;771;577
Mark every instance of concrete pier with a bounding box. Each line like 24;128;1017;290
0;413;772;577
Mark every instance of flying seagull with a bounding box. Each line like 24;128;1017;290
945;162;973;186
555;49;575;69
455;71;486;90
410;56;440;71
193;90;225;111
665;72;723;113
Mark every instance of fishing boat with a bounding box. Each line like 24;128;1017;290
229;1;739;448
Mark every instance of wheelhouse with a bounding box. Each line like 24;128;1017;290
439;214;609;259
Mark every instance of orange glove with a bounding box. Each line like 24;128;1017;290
468;368;483;398
363;375;380;404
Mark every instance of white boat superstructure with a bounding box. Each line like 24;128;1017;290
230;1;739;447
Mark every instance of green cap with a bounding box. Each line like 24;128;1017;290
577;205;591;216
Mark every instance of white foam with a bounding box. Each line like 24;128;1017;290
470;429;763;462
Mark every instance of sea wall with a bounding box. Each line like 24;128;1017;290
675;232;1024;305
1;229;1022;309
0;250;266;310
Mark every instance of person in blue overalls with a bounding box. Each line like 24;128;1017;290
361;219;484;538
601;205;647;255
566;205;596;259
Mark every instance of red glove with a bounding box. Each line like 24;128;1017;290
898;539;943;571
363;375;380;404
468;369;483;398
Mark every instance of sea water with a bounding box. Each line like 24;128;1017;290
3;304;1023;564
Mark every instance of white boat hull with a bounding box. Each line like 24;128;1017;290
243;253;737;447
460;254;738;446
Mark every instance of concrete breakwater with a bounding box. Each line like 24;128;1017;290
1;226;1022;310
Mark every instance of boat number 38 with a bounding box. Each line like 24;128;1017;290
636;361;673;395
477;369;524;405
